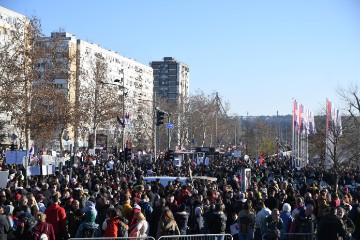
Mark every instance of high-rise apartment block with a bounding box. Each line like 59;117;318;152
151;57;190;103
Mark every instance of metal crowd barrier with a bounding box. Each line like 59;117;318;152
262;232;316;240
70;234;232;240
70;237;155;240
158;234;233;240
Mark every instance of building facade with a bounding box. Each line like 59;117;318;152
0;6;28;147
150;57;190;150
151;57;189;103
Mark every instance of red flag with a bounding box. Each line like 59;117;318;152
326;100;332;130
293;100;298;132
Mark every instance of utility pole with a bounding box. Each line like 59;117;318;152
167;114;171;149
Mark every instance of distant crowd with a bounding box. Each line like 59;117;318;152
0;149;359;240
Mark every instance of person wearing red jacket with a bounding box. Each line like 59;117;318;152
104;208;122;237
44;194;68;239
104;208;120;237
177;185;191;205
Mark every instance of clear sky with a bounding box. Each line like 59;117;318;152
2;0;360;116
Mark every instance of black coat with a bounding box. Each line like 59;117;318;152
174;211;189;235
0;214;9;240
317;212;346;240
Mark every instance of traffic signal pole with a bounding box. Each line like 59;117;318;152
167;115;171;149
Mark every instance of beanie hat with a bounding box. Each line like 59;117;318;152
84;210;96;222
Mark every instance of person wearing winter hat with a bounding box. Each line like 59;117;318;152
75;208;101;238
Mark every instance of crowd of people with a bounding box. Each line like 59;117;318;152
0;149;359;240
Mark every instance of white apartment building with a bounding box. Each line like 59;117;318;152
76;38;154;149
0;6;28;147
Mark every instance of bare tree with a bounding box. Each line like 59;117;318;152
77;53;122;148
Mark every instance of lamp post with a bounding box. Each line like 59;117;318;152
114;76;126;152
100;75;128;154
138;94;159;161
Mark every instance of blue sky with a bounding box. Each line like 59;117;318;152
2;0;360;116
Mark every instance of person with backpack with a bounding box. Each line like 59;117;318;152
262;209;284;240
29;212;55;240
104;207;126;237
207;204;227;240
129;212;149;238
15;206;37;240
156;208;180;239
138;194;153;223
238;200;256;240
174;204;189;235
75;208;101;238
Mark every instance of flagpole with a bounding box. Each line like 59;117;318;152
292;99;296;168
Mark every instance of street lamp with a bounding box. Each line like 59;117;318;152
100;75;128;153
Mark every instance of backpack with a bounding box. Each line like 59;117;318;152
239;215;250;234
30;223;48;240
117;218;129;237
213;212;226;233
163;222;179;236
39;233;48;240
81;226;96;238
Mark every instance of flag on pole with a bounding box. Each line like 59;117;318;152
293;100;298;132
308;111;316;135
257;155;264;165
326;99;332;131
116;115;125;128
298;104;304;133
125;112;130;124
29;143;35;156
336;109;343;135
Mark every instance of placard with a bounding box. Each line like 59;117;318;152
27;166;41;176
6;151;27;165
0;171;9;188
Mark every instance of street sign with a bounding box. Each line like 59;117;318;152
166;123;174;128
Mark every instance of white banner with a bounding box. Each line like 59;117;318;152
42;155;54;165
0;171;9;188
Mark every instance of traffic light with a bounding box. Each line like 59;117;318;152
156;110;165;126
168;149;174;161
124;147;132;162
112;147;118;158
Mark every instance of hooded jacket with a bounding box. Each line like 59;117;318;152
317;212;346;240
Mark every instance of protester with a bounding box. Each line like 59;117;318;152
0;205;10;240
317;201;346;240
129;212;149;238
238;200;256;240
262;209;284;240
44;194;67;239
29;212;55;240
156;208;180;238
0;147;360;240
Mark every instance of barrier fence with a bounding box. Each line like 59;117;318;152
158;234;233;240
70;234;232;240
262;232;316;240
70;237;155;240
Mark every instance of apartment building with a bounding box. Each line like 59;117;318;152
151;57;190;103
0;6;28;146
